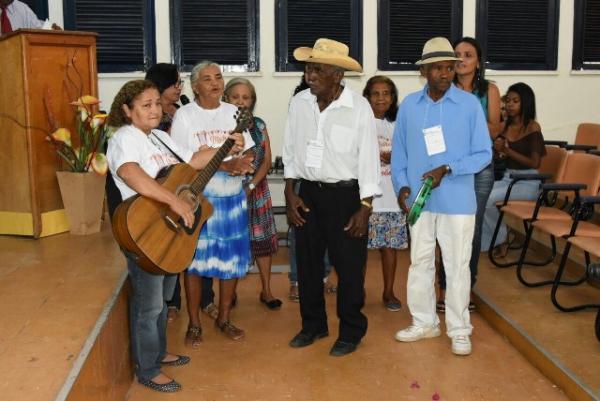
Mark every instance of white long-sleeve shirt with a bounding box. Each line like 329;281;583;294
282;87;381;200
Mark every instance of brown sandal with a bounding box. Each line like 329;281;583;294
215;320;245;340
185;325;202;348
201;303;219;320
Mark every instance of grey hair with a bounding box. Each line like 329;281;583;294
223;77;257;112
190;60;221;89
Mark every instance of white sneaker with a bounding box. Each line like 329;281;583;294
451;335;472;355
395;325;441;342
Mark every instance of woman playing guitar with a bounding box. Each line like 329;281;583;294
106;79;245;393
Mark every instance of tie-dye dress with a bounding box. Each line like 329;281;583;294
171;102;253;280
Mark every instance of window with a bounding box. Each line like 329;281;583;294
63;0;155;73
573;0;600;70
21;0;48;20
378;0;462;71
476;0;559;70
275;0;362;72
170;0;259;72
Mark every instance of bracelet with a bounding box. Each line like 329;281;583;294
360;200;373;209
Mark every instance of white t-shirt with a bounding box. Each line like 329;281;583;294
107;125;192;200
170;100;254;156
373;118;400;212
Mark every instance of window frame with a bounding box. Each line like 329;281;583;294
21;0;48;20
377;0;463;71
170;0;260;73
275;0;363;72
63;0;156;73
572;0;600;70
475;0;559;71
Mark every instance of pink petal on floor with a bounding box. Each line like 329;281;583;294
410;380;420;389
432;392;440;400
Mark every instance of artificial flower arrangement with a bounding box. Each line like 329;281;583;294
46;95;110;175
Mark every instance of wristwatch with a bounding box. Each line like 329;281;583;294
247;182;256;191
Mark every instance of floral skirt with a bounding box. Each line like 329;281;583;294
188;172;251;279
367;211;408;250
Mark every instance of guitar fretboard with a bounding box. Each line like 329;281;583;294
190;138;235;194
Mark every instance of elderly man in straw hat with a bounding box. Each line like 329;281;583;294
391;37;492;355
282;38;381;357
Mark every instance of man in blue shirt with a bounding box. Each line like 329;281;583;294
391;37;491;356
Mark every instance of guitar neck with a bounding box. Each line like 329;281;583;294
191;138;235;193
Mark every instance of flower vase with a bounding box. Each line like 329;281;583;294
56;171;106;235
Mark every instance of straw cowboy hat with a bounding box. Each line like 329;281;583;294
415;37;462;65
293;38;363;72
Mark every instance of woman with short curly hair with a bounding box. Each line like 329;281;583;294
106;79;245;393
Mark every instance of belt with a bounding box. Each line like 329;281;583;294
301;179;358;188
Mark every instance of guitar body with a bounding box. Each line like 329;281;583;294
112;163;213;274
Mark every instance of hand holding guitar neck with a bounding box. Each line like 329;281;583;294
228;132;245;154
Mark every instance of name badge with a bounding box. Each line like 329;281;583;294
423;125;446;156
305;140;324;169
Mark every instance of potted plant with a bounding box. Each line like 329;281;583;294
47;95;111;235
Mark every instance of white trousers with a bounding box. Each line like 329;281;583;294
407;212;475;337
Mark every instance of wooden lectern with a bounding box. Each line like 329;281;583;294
0;30;97;237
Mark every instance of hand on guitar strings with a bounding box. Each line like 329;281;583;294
169;196;195;228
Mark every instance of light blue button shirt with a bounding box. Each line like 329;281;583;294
391;84;492;215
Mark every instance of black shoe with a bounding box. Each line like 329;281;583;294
160;354;190;367
289;330;329;348
329;340;359;357
260;294;283;310
138;377;181;393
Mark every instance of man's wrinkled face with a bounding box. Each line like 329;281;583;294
304;63;341;98
421;60;456;94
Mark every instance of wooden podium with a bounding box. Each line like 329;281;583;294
0;30;97;237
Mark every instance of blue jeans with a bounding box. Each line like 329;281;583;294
481;168;541;252
127;256;177;381
439;163;494;289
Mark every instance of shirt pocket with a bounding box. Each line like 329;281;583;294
329;124;355;154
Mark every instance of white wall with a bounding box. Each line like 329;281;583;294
91;0;599;161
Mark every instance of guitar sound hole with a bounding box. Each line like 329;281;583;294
176;186;199;212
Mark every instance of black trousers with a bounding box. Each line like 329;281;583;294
296;180;368;343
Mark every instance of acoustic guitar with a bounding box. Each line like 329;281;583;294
111;108;251;274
